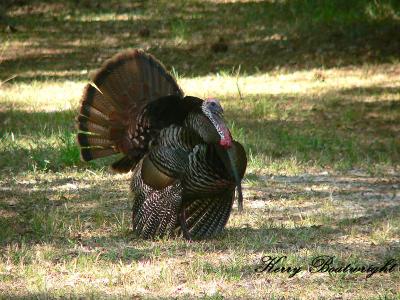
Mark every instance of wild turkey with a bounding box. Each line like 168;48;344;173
77;49;247;240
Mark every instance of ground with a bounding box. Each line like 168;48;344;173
0;1;399;299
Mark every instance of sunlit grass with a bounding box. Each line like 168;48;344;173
1;65;399;175
0;66;399;298
1;0;400;298
0;170;399;298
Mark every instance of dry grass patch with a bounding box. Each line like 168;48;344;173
0;170;399;299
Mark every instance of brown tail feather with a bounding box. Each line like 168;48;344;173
80;148;118;162
77;120;110;138
78;105;110;128
77;133;114;148
77;49;183;172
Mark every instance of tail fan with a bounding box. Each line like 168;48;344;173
77;49;183;172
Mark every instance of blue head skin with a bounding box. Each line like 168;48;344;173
201;98;233;149
201;98;244;212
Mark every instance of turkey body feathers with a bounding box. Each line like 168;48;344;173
131;127;243;239
77;49;247;240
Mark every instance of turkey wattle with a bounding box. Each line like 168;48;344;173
76;49;247;240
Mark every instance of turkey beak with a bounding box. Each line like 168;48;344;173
227;147;244;213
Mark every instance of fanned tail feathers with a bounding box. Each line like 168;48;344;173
77;49;183;172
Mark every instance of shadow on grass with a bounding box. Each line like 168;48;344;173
0;161;399;300
2;0;400;81
0;175;132;245
0;109;119;173
1;170;399;274
1;84;399;175
226;85;400;169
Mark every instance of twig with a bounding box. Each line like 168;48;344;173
0;75;17;86
235;65;243;100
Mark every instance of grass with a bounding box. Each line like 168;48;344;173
0;0;400;299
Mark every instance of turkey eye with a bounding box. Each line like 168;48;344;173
210;102;216;107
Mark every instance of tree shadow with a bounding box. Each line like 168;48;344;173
1;83;399;175
0;108;121;174
0;174;130;242
2;0;400;81
223;84;400;168
0;158;399;299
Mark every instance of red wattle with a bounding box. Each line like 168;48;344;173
219;129;232;148
220;138;232;148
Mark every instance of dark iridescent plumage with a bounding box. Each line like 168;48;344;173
77;49;247;240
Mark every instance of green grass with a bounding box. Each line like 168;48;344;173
0;0;400;299
2;0;400;79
